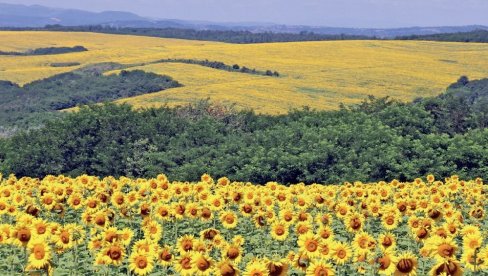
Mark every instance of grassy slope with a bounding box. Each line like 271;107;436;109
1;31;488;114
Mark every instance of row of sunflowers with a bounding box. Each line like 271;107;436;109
0;173;486;275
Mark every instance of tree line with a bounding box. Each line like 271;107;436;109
0;68;180;129
0;45;87;56
0;76;487;184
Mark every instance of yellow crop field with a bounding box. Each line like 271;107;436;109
1;31;488;113
0;173;486;275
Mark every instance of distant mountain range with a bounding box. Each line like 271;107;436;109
1;2;488;38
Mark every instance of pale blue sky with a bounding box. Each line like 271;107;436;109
2;0;488;28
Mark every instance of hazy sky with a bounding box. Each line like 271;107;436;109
3;0;488;28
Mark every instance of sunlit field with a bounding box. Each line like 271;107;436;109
0;173;486;275
1;31;488;113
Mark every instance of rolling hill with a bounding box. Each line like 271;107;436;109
1;31;488;114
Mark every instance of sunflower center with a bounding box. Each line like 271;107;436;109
37;225;46;234
182;241;193;251
243;205;252;213
396;259;414;273
116;197;124;205
428;209;441;219
275;226;285;236
416;228;428;239
284;213;293;221
160;250;172;261
385;216;395;225
136;256;147;269
306;240;318;252
298;225;308;234
435;260;459;275
18;228;31;243
227;247;240;259
201;208;212;219
438;243;455;257
220;263;236;276
377;256;391;269
337;249;347;259
33;244;45;260
269;263;285;276
60;231;70;244
95;216;105;226
225;215;235;224
197;258;210;271
251;270;263;276
382;236;393;247
109;246;122;260
314;266;329;276
181;257;192;269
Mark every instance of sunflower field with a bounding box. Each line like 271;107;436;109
0;173;486;276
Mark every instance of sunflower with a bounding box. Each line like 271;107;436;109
376;248;397;276
208;196;224;211
174;252;194;276
221;242;243;264
186;202;200;219
335;203;350;218
394;251;418;276
352;232;376;254
253;213;267;228
67;193;84;209
101;243;125;265
381;213;400;230
315;213;333;226
129;251;154;276
243;260;269;276
316;225;334;242
12;224;32;247
460;248;485;272
118;228;134;246
240;203;254;217
379;232;397;251
0;199;7;215
132;239;157;255
200;207;214;222
157;245;174;267
177;235;196;253
278;209;295;224
84;196;99;211
31;218;49;238
92;210;108;228
40;193;56;210
111;192;126;209
429;259;463;276
298;233;321;258
295;221;312;236
126;191;139;206
462;233;483;252
330;241;352;265
215;259;239;276
267;258;289;276
53;226;74;252
200;228;220;242
143;220;163;241
27;238;51;269
425;236;457;260
191;252;214;276
292;252;311;272
155;204;172;221
270;222;289;241
220;211;238;229
306;261;335;276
